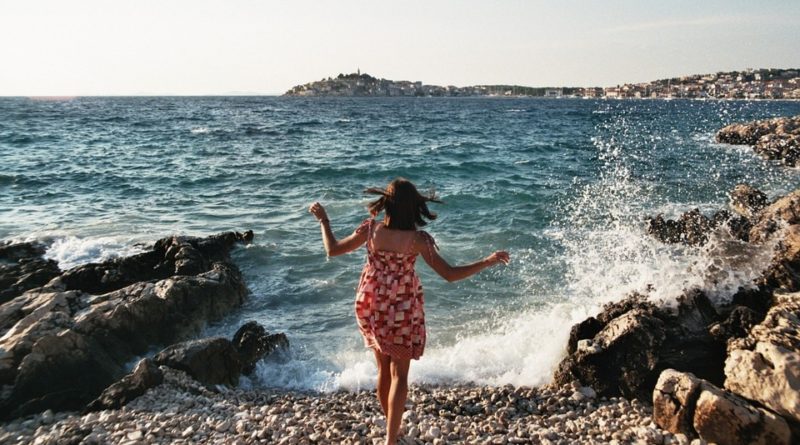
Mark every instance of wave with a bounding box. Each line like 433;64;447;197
44;236;147;270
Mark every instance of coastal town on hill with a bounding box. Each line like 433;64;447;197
285;68;800;100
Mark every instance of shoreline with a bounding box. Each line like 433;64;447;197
0;367;671;445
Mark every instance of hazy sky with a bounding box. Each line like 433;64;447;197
1;0;799;95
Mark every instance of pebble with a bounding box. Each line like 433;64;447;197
0;369;668;445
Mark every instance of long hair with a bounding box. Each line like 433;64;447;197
365;178;441;230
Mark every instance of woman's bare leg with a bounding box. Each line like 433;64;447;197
373;349;391;415
385;356;411;445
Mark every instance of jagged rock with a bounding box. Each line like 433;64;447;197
0;241;60;304
84;358;163;412
58;231;253;295
0;231;251;419
652;369;703;437
725;292;800;423
658;291;725;386
729;184;769;218
653;369;791;445
709;305;763;341
749;189;800;243
694;382;791;445
646;209;749;246
566;317;603;355
154;338;242;387
555;291;724;400
554;303;666;400
232;321;289;374
716;115;800;167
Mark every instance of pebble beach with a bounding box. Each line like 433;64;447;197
1;368;685;445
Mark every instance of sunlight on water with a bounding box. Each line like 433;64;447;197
1;97;798;391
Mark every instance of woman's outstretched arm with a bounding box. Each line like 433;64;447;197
418;233;509;282
309;202;368;257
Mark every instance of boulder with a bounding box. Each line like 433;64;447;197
646;209;750;246
652;369;703;437
658;291;725;386
84;358;163;412
724;292;800;424
555;291;725;400
554;305;666;400
694;382;791;445
153;338;242;387
0;231;251;419
749;189;800;243
232;321;289;374
716;115;800;167
652;369;792;445
709;305;763;341
729;184;769;218
58;231;253;295
0;241;61;304
566;316;603;355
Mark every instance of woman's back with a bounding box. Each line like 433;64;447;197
367;220;420;255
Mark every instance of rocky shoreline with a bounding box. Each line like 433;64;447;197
1;152;799;443
716;115;800;167
3;367;675;445
556;183;800;444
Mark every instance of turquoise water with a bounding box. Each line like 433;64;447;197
1;97;799;390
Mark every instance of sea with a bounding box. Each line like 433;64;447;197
1;97;799;392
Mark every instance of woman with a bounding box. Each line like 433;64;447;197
309;178;510;444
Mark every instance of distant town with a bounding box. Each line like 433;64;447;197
284;68;800;100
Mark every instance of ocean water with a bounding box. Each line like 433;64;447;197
1;97;799;391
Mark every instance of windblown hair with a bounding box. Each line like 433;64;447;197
365;178;441;230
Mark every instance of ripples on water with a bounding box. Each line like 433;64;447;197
1;97;799;390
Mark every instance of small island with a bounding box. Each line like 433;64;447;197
285;68;800;99
284;71;582;98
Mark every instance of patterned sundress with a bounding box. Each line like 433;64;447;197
354;219;434;360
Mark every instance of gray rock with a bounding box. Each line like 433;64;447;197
154;337;242;387
85;358;164;412
0;231;251;419
231;321;289;374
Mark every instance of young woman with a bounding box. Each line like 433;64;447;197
309;178;510;445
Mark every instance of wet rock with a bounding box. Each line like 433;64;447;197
749;189;800;243
0;240;61;304
0;231;251;419
58;231;253;295
758;225;800;292
554;303;666;400
724;292;800;424
708;305;763;341
729;184;769;218
566;317;603;355
658;291;725;387
555;291;725;400
154;338;242;387
232;321;289;375
716;115;800;167
646;209;748;246
85;358;164;412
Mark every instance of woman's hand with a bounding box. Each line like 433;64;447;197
486;251;510;265
309;202;329;222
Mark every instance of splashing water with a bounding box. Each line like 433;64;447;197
1;97;798;391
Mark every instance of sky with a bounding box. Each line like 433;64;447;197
1;0;799;95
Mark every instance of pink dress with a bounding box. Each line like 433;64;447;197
354;219;435;360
